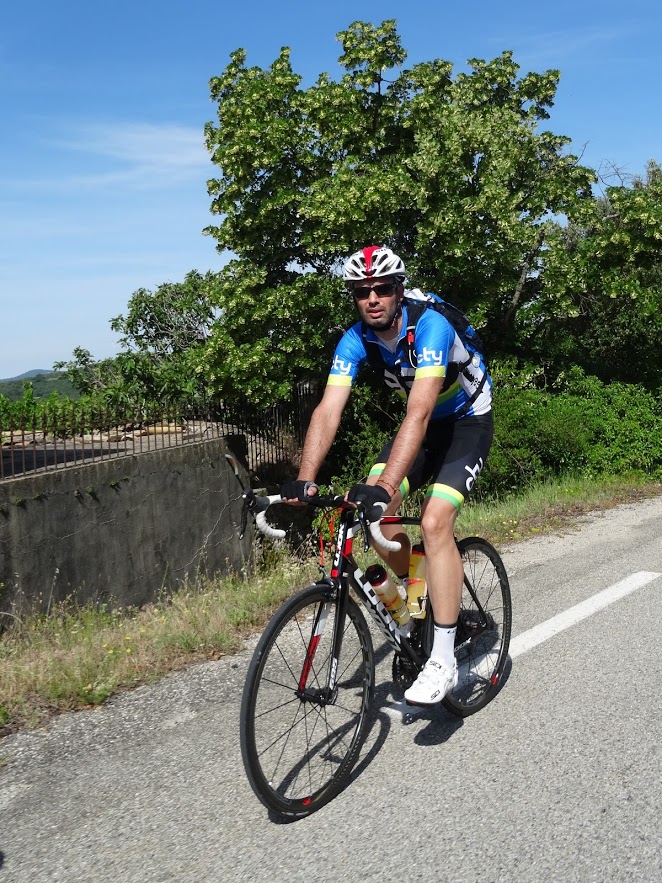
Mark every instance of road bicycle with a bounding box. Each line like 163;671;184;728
239;490;512;820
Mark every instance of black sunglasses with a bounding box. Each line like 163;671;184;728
352;282;398;301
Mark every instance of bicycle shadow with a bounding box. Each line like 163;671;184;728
360;677;467;762
267;681;395;826
348;685;394;776
412;654;513;745
375;683;465;747
266;656;514;823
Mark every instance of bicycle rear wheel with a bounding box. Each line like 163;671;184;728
240;583;374;819
442;537;512;717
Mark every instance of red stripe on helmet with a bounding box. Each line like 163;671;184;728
362;245;382;277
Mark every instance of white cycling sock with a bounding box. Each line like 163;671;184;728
429;621;457;670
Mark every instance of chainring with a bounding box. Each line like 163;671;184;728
391;618;430;689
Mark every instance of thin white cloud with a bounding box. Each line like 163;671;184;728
500;24;637;70
60;121;208;167
3;119;213;193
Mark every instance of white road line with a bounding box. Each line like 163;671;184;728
509;571;661;659
385;571;661;720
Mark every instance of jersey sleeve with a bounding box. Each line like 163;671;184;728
326;323;366;388
412;309;455;380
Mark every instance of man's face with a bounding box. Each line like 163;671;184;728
351;276;404;331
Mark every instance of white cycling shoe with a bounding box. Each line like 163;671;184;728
404;658;458;706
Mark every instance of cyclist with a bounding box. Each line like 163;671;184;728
281;246;493;706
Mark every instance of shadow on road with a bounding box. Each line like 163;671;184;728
265;652;515;823
413;654;513;746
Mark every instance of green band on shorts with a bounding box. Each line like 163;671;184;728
425;483;465;510
368;464;410;500
368;463;386;478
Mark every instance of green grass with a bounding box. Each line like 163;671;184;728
0;550;319;736
456;473;662;542
1;472;660;737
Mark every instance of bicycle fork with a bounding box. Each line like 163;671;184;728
295;513;358;706
295;585;349;707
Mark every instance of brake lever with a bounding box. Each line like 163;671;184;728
357;507;371;553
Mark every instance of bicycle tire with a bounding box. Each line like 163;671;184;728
442;537;512;717
240;583;375;819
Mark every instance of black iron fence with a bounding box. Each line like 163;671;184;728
0;382;320;484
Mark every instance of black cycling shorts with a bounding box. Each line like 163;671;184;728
368;412;493;511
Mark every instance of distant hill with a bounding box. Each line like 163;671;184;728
1;369;52;382
0;370;80;402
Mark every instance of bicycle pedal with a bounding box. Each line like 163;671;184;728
384;698;426;723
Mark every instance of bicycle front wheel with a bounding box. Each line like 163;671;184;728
442;537;512;717
240;583;375;819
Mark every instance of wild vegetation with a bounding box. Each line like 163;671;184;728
42;19;660;410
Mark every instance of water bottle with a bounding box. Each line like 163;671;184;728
406;543;427;618
365;564;410;626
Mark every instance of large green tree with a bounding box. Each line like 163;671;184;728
530;161;662;386
202;19;594;404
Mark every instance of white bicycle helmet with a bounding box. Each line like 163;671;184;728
343;246;405;286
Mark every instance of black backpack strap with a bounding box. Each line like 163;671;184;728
404;299;475;376
402;300;426;368
454;369;488;418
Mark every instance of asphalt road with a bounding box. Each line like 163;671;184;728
1;496;661;883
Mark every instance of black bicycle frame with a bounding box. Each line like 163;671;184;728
296;506;426;700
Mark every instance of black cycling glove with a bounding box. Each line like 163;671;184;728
280;479;319;502
347;483;391;523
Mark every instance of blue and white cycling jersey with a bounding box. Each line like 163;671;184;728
327;297;492;421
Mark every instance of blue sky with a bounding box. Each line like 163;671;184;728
1;0;660;379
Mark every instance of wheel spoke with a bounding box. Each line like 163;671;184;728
443;538;512;716
241;586;374;817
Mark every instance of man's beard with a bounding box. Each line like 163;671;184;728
366;316;395;331
363;303;400;331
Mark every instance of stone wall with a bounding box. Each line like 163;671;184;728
0;438;253;620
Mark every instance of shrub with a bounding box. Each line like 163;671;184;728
479;365;662;498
